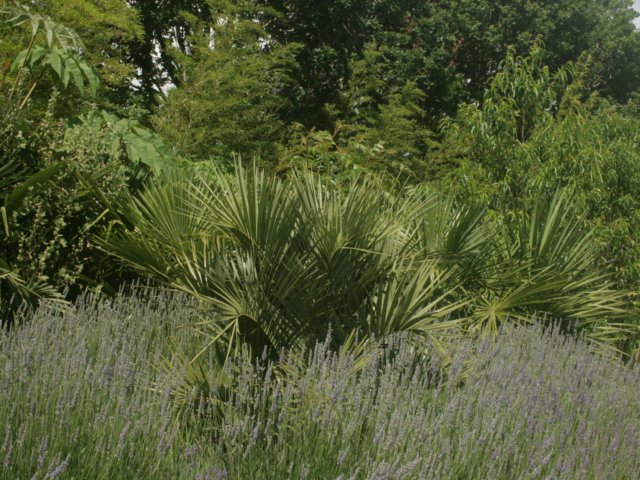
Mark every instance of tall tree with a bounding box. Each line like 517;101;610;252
250;0;428;126
434;0;640;103
127;0;211;106
251;0;640;129
152;1;300;164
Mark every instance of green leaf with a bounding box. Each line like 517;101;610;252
47;48;63;78
65;57;84;94
60;55;71;88
29;46;47;66
1;206;9;237
9;48;28;72
78;61;99;95
44;18;53;47
30;15;39;38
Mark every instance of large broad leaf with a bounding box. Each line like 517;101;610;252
2;3;98;96
29;46;47;66
78;61;99;96
1;2;85;51
86;111;180;175
64;56;85;94
126;125;179;175
9;49;29;72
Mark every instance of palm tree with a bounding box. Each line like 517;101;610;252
101;163;633;364
101;163;466;365
466;192;630;347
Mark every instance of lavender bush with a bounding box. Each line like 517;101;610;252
198;327;640;479
0;291;199;479
1;293;639;479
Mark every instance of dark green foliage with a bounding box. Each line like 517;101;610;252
417;0;640;104
0;155;67;318
439;41;640;304
127;0;211;106
250;0;384;125
0;105;182;298
0;4;102;319
337;64;438;179
337;19;464;125
0;4;181;320
2;109;133;295
244;0;640;130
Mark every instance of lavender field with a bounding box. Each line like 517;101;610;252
1;292;638;479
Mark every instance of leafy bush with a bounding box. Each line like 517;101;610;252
440;41;640;293
0;103;180;301
0;4;180;318
0;3;106;318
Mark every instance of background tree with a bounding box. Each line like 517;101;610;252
419;0;640;104
44;0;143;109
243;0;640;132
127;0;211;107
438;42;640;305
151;6;300;165
0;0;143;112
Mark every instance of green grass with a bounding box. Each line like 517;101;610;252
1;291;639;479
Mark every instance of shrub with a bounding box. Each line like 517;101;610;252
1;292;639;479
102;162;632;364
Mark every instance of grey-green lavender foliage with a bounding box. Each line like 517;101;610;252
1;292;639;479
0;290;202;479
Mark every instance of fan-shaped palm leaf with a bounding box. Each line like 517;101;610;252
467;191;630;345
100;162;466;365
